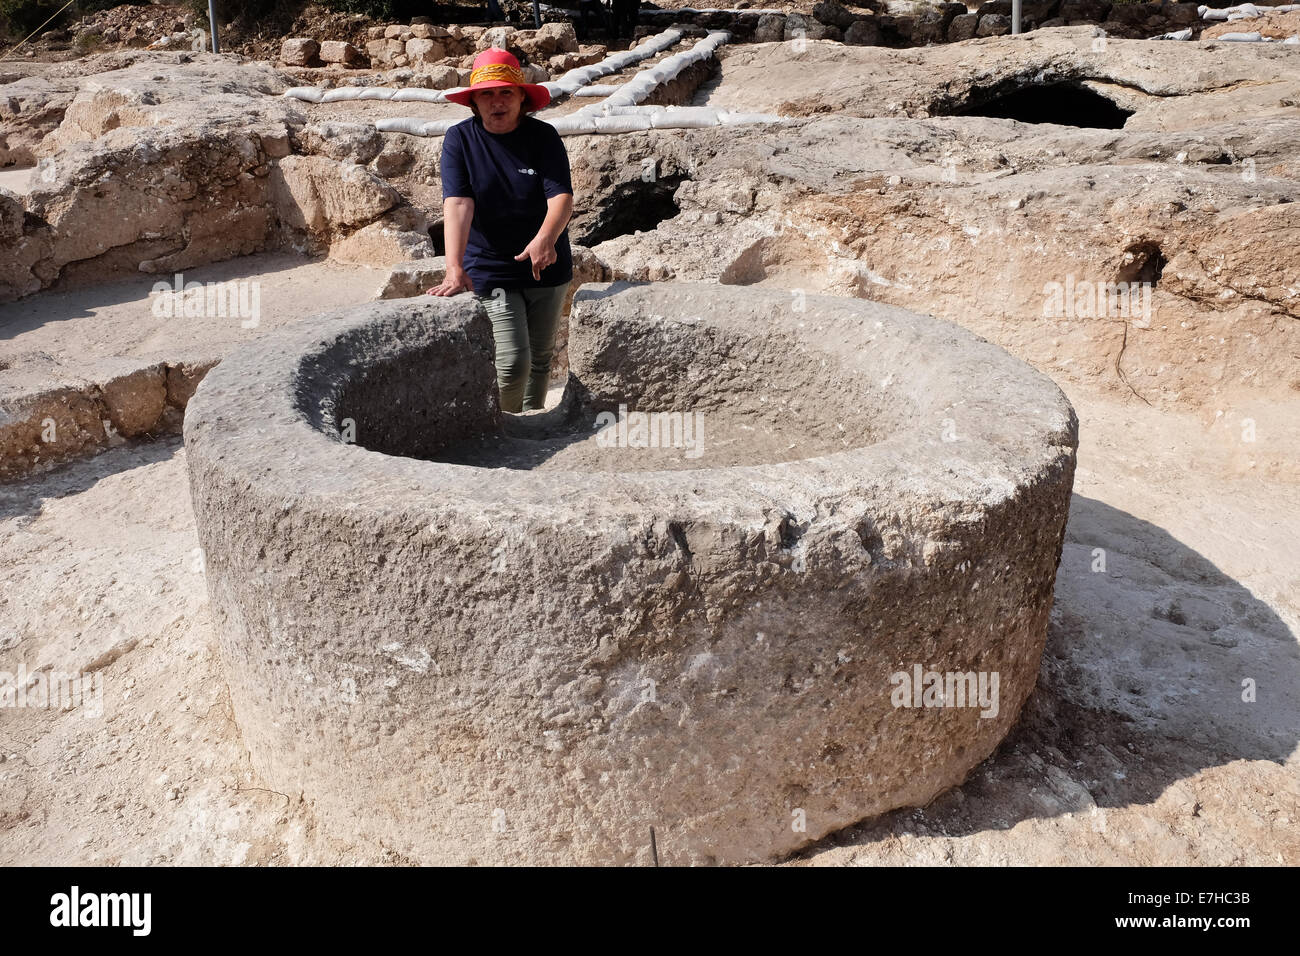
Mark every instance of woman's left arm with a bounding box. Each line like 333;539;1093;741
515;193;573;281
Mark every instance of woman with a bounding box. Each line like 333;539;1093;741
428;48;575;414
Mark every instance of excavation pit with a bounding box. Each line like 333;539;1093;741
184;280;1079;865
575;174;689;247
953;80;1133;129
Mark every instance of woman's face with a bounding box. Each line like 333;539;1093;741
474;86;526;134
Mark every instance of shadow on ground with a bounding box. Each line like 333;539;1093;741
0;436;181;522
800;494;1299;856
0;253;320;342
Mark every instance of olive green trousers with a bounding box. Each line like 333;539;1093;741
476;284;568;413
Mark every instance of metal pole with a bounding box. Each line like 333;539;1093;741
207;0;220;53
1011;0;1021;35
533;0;542;29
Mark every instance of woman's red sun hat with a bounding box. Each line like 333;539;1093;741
445;48;551;112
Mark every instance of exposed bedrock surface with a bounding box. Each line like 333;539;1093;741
583;32;1300;409
0;54;434;302
184;281;1077;864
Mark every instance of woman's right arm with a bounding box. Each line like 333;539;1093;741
429;128;476;297
430;196;475;296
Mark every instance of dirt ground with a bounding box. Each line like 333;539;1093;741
0;253;387;373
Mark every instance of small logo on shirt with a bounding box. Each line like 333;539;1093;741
518;167;536;175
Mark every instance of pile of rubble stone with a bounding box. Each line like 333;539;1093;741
5;3;197;55
280;20;606;81
627;0;1239;44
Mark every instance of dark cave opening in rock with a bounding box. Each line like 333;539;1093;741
955;81;1133;130
1118;241;1167;287
575;174;687;246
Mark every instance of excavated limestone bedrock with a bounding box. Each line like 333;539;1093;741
183;280;1078;865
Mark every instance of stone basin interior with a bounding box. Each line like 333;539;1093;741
319;304;919;472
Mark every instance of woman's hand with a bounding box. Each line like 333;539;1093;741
514;234;558;282
427;265;474;297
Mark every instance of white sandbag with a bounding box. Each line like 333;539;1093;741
392;88;446;102
375;117;430;135
650;108;719;128
546;115;600;135
591;58;628;75
607;78;652;104
1217;30;1266;40
602;104;665;116
600;91;635;110
1154;27;1194;39
570;70;608;88
321;87;372;102
592;114;654;133
283;87;324;103
1285;34;1300;43
419;120;457;136
574;85;622;96
624;32;680;63
357;88;396;100
565;67;600;85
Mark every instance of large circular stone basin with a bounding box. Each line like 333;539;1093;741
183;280;1077;865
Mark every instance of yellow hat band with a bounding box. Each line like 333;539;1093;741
470;62;525;87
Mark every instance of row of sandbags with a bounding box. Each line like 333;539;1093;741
548;106;782;135
1199;3;1300;19
375;117;458;135
375;106;782;138
535;2;787;14
1157;28;1300;42
296;26;761;139
281;27;686;106
592;31;731;113
548;28;685;97
1212;31;1300;41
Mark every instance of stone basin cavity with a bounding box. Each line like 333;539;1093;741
335;283;914;473
183;280;1078;866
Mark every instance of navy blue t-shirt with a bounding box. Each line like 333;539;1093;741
440;114;574;290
